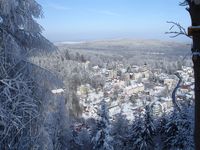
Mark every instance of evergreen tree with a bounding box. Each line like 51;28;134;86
0;0;60;149
163;108;194;150
130;106;155;150
77;127;93;150
69;128;82;150
92;99;114;150
111;112;130;150
65;49;71;60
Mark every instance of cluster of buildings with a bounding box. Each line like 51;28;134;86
77;62;194;122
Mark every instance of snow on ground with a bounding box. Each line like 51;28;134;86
109;106;121;117
51;88;65;94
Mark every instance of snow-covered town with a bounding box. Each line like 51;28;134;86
77;63;194;122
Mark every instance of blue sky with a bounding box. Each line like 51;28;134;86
37;0;191;42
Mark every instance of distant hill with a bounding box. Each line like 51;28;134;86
56;39;191;65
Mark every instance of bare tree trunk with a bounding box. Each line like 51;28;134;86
188;2;200;149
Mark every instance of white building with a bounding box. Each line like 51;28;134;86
125;83;145;95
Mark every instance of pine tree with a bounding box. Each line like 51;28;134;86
92;99;114;150
111;112;130;150
77;128;93;150
163;108;194;150
130;106;155;150
0;0;58;149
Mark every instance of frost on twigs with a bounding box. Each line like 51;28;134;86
0;71;40;149
166;21;191;38
0;0;65;149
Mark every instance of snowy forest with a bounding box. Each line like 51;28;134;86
0;0;196;150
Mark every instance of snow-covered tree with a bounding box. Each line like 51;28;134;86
143;106;156;146
163;108;194;150
75;127;93;150
0;0;62;149
129;106;155;150
92;99;114;150
111;112;130;150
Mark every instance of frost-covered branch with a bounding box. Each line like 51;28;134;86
0;0;66;149
165;21;191;38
